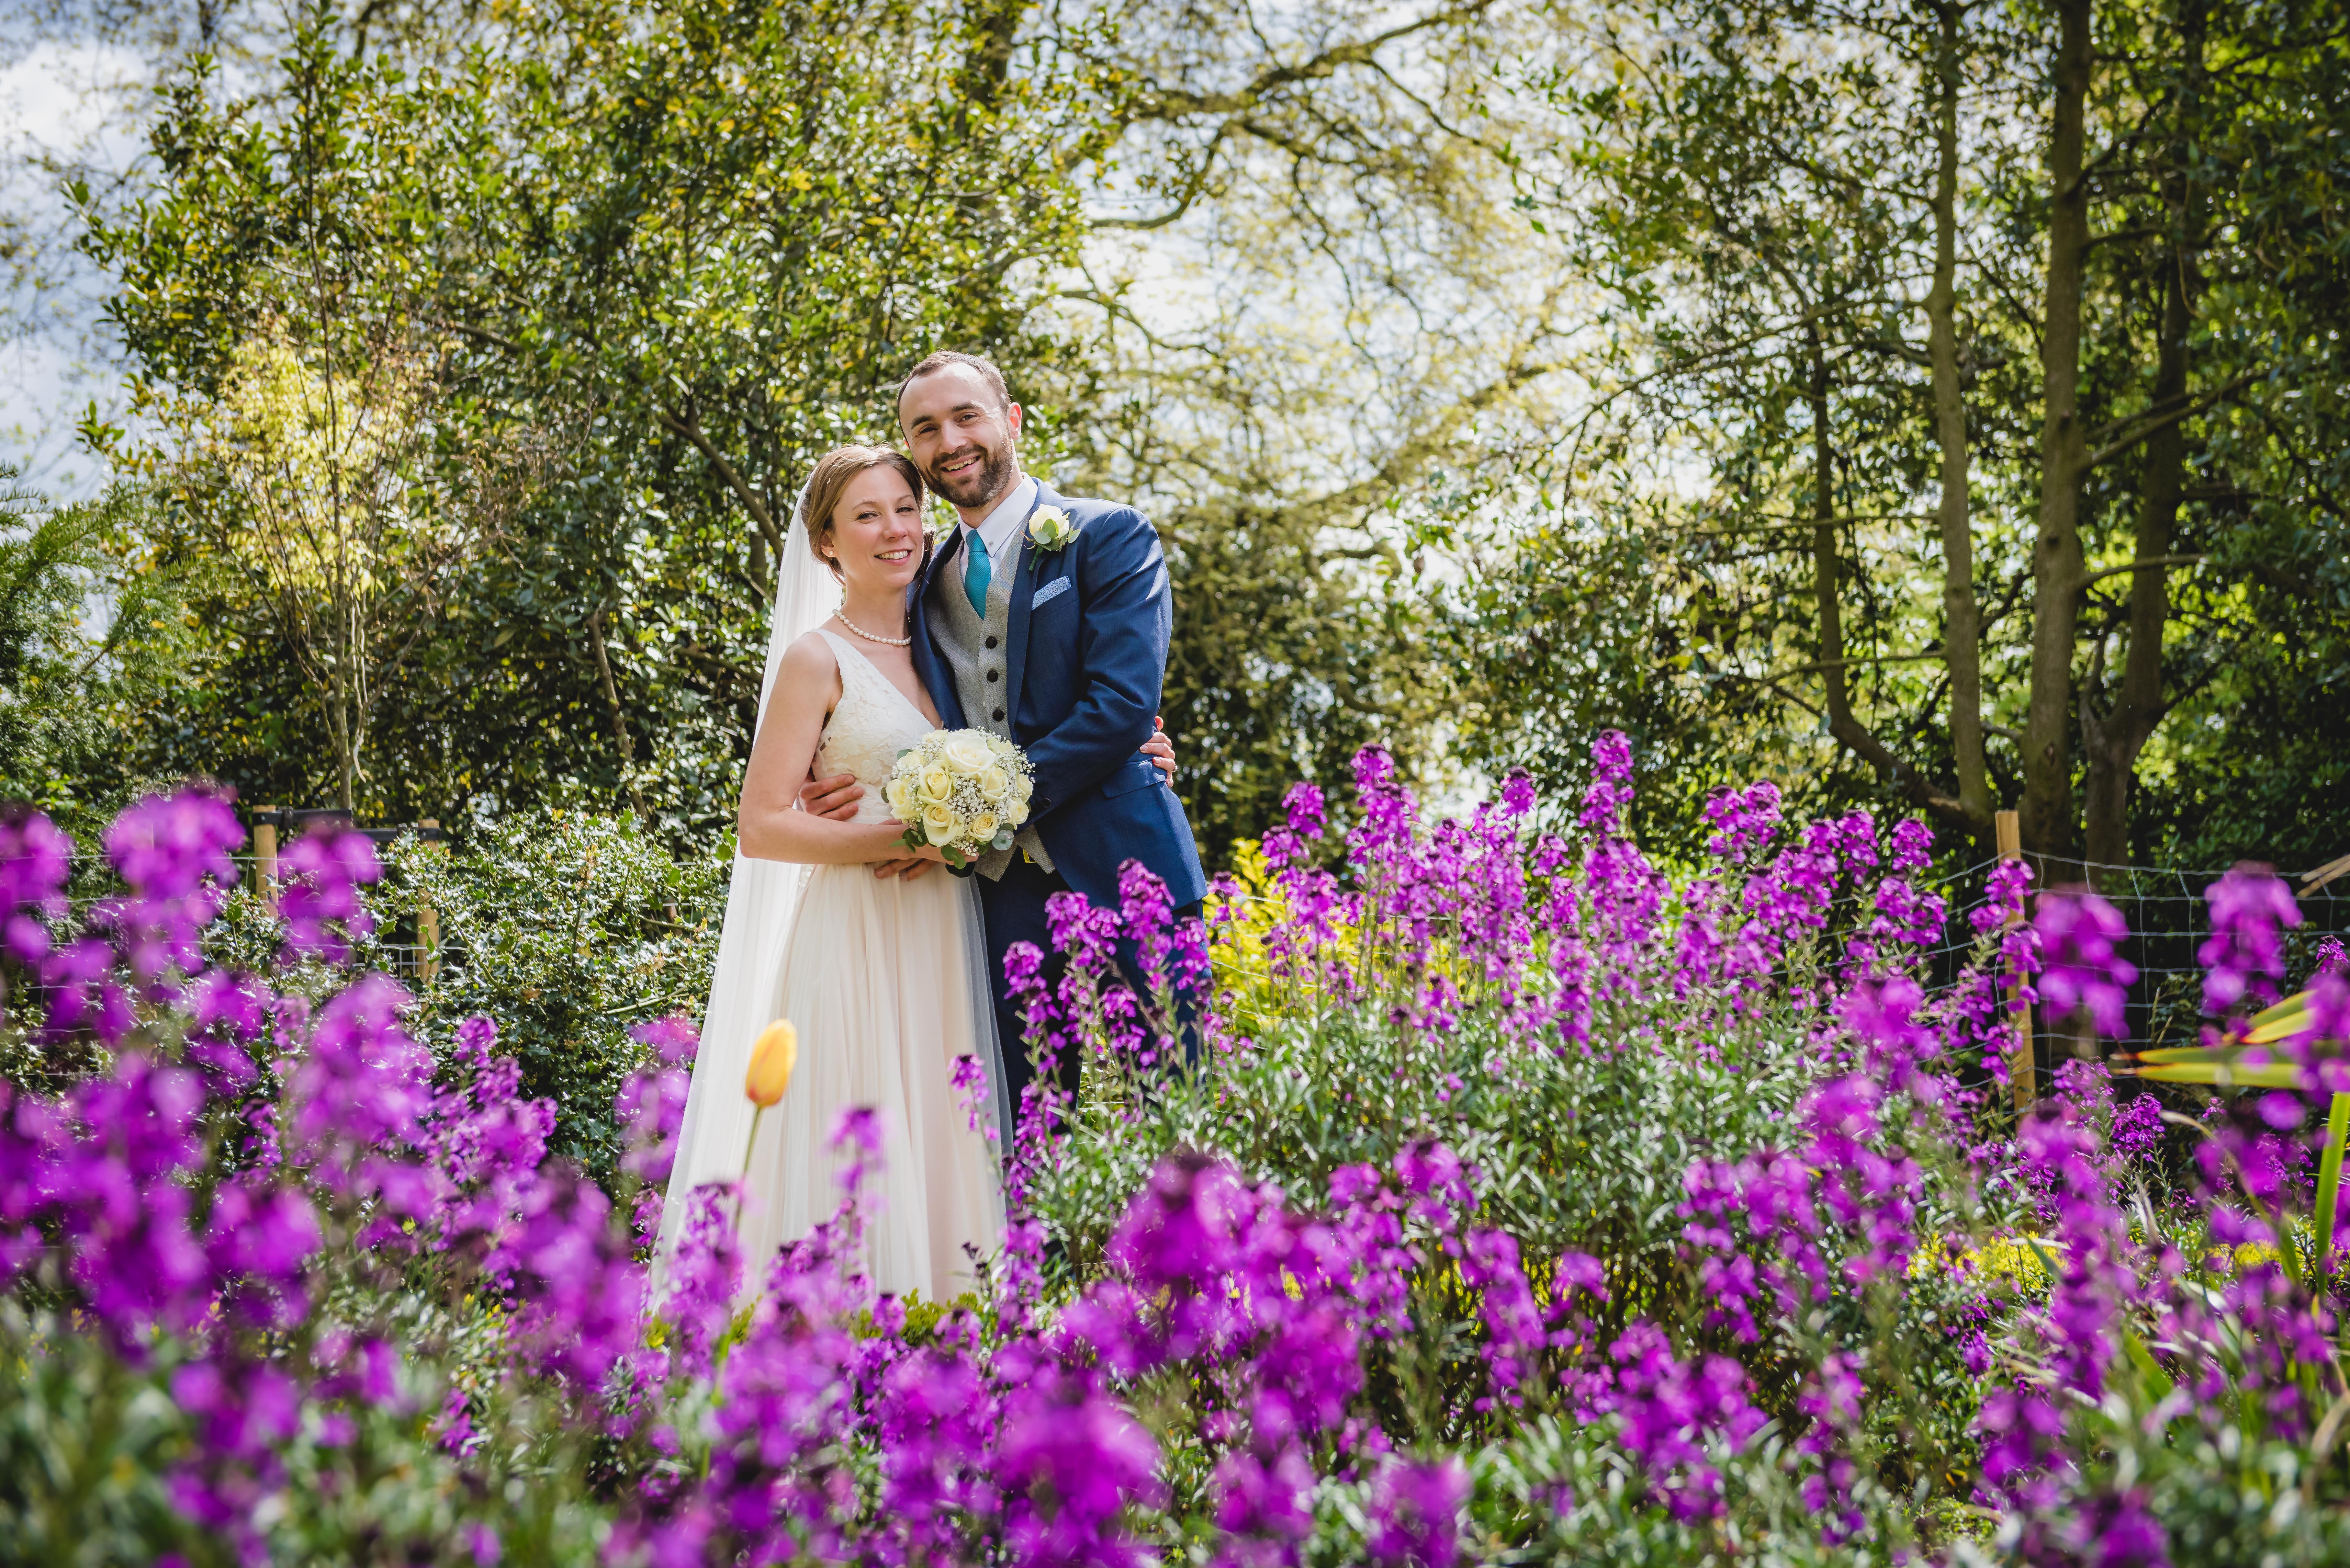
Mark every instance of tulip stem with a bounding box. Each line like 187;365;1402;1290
738;1104;767;1233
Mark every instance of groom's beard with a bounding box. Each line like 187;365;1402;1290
924;438;1015;511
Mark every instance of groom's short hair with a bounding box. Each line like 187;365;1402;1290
897;350;1011;416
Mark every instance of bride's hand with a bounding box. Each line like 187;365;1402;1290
1141;715;1177;780
872;843;948;881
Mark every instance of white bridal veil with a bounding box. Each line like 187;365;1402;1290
656;479;1013;1264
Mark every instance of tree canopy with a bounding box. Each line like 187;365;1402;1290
0;0;2338;873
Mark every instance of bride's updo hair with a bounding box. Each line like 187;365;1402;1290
800;445;927;579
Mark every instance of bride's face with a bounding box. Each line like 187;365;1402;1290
824;466;926;594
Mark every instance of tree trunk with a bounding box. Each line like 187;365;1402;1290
1807;330;1979;827
328;653;357;815
2082;0;2204;881
2019;0;2093;869
1810;335;1854;742
590;607;654;824
1927;0;1992;835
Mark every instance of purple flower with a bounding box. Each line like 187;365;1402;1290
1579;731;1635;838
1365;1456;1469;1568
100;789;244;988
0;805;72;966
285;974;435;1193
615;1057;690;1187
659;1183;745;1378
1701;781;1782;863
997;1362;1164;1567
2199;865;2299;1015
629;1012;700;1067
277;825;381;963
1604;1321;1766;1521
2111;1093;2165;1162
1213;1442;1316;1565
2036;888;2138;1038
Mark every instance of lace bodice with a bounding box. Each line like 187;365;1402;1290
813;630;938;823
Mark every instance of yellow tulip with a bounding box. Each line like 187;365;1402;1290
745;1019;798;1107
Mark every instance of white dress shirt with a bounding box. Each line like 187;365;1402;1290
959;474;1037;583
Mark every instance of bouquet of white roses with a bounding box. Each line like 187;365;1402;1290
883;729;1035;869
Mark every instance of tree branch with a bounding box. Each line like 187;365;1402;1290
1112;4;1493;126
2083;368;2259;469
2073;554;2202;593
656;408;784;555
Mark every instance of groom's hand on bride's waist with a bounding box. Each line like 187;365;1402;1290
1144;716;1178;781
798;771;865;821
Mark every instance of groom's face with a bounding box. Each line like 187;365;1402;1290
899;365;1023;513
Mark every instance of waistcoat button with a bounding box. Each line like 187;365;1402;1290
984;635;999;649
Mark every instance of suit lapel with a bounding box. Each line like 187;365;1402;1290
1002;482;1050;734
910;526;967;727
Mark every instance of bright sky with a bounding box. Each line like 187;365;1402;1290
0;34;155;498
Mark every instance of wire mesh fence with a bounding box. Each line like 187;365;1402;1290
1213;845;2347;1098
40;798;2349;1090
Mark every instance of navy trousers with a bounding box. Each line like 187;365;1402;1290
977;856;1202;1117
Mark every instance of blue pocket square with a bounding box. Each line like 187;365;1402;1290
1030;576;1074;609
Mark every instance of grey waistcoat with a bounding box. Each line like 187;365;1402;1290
931;539;1053;881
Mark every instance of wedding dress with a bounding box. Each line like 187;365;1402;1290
661;491;1010;1305
738;631;1005;1296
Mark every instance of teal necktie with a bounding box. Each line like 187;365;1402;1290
962;530;992;615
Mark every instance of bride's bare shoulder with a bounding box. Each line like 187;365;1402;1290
774;630;844;706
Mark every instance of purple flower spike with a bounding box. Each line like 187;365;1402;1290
2199;865;2300;1016
629;1013;700;1067
99;789;245;989
1366;1455;1469;1568
2035;888;2138;1038
1579;731;1635;838
277;826;381;964
0;805;72;967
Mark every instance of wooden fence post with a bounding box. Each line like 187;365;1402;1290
253;807;279;912
417;819;442;984
1997;809;2036;1111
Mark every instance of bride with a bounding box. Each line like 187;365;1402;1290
660;444;1170;1300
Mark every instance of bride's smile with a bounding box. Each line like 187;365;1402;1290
822;466;929;600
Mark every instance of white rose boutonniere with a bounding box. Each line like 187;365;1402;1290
1027;505;1078;552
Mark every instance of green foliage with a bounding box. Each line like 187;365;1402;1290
1457;0;2350;866
76;0;1102;838
0;474;195;837
0;1266;613;1568
384;812;727;1174
0;1304;193;1567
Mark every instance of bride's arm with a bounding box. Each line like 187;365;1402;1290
738;637;934;865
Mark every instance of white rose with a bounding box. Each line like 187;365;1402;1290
975;763;1009;798
884;776;912;814
1014;774;1034;803
943;732;994;774
922;804;959;844
920;765;954;802
969;810;999;842
1027;505;1076;549
1009;800;1030;827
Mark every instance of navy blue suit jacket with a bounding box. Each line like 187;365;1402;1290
908;481;1207;912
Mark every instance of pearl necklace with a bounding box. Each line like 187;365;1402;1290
834;610;910;647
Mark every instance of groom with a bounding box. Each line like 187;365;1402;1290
801;350;1207;1111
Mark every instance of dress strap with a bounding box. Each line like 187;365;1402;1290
814;628;875;694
